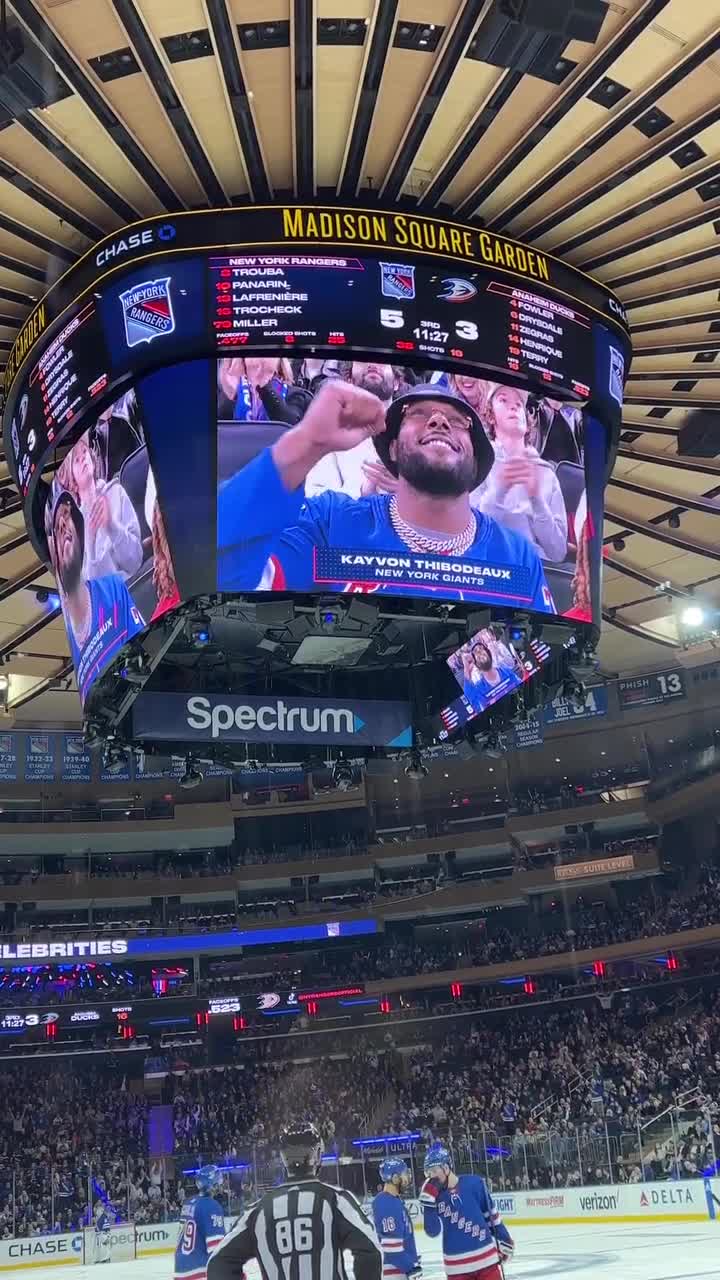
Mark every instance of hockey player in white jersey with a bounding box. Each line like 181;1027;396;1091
93;1203;112;1264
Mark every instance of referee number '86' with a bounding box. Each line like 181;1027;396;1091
276;1217;313;1254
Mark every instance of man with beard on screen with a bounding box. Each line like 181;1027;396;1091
218;380;554;610
51;491;145;699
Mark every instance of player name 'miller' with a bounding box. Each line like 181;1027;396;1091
282;209;550;283
0;939;128;960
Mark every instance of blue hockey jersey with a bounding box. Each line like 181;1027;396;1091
175;1194;225;1280
422;1175;511;1276
217;448;554;611
372;1190;420;1279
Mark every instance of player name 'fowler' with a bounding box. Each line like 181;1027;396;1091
282;209;550;283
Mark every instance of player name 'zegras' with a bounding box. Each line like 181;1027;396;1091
282;209;550;282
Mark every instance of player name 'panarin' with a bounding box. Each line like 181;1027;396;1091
282;209;550;283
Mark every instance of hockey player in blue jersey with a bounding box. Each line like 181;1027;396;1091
420;1145;513;1280
217;380;555;611
175;1165;226;1280
372;1158;422;1280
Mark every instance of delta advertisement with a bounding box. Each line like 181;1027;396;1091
483;1179;716;1226
132;692;413;747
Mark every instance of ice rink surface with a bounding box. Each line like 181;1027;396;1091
21;1224;719;1280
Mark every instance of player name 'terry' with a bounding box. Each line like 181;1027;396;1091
282;209;551;282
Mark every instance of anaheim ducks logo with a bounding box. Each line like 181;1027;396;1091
437;277;478;303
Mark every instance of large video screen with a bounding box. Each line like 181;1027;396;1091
44;389;179;705
437;633;552;739
216;358;597;618
42;351;603;706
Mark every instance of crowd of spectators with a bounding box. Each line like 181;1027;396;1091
0;1043;393;1238
1;862;719;1010
1;981;719;1238
390;987;720;1187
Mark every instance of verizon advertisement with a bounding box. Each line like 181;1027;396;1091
132;693;412;747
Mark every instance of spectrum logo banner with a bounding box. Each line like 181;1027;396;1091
133;692;413;747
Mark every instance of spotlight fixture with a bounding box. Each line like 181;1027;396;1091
34;587;49;604
480;731;506;760
332;757;354;791
507;614;530;655
186;612;212;648
0;674;8;691
612;537;626;552
119;650;147;685
83;720;105;751
681;604;705;628
404;748;428;781
562;677;587;711
568;648;599;682
102;743;128;775
668;512;681;530
317;601;343;632
180;757;204;789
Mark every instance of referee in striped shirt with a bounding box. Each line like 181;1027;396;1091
207;1124;382;1280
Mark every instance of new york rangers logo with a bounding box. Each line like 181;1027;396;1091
119;277;175;348
380;262;416;300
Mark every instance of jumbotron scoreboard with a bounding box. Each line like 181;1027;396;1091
1;202;631;727
3;204;629;515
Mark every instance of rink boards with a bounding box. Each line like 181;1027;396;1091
2;1180;718;1270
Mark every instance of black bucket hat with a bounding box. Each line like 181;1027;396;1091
375;382;494;485
51;489;85;555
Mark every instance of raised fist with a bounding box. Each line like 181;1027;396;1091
300;380;387;456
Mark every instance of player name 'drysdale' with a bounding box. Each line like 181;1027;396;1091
282;209;550;283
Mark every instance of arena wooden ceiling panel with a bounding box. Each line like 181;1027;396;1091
0;0;717;717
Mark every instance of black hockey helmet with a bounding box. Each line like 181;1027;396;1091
375;383;494;486
279;1122;324;1178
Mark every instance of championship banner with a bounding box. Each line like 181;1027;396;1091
512;713;545;749
0;733;17;781
132;693;413;748
61;734;92;783
25;732;55;782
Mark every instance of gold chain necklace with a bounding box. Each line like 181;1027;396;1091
388;496;477;555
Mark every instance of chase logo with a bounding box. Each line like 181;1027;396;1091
120;278;175;348
96;223;176;266
608;296;627;324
